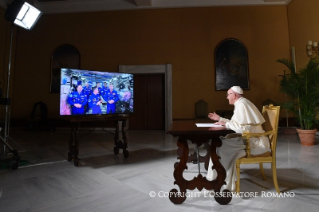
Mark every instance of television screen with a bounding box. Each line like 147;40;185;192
60;68;134;116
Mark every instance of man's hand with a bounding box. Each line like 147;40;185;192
74;103;82;108
208;126;226;130
108;100;114;104
208;112;220;121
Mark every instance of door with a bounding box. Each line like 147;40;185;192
129;74;165;130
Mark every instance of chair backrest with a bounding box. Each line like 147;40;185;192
31;101;48;120
195;100;208;119
261;104;280;154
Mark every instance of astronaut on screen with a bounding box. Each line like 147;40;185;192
103;83;119;114
67;84;87;115
88;87;103;114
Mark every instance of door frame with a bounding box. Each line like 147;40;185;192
119;64;172;130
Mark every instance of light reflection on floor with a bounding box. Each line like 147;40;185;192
0;129;318;212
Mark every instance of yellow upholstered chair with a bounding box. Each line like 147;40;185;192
235;104;280;193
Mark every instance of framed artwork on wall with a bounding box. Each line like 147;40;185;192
215;38;249;91
50;44;80;93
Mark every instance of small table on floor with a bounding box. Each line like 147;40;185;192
67;116;129;166
166;120;234;205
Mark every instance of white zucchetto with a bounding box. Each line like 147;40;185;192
231;86;243;94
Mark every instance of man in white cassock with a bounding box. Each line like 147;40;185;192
206;86;270;192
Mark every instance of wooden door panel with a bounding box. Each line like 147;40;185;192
129;75;148;129
147;75;164;130
129;74;164;130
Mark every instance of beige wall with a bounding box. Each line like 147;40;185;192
0;6;290;120
287;0;319;69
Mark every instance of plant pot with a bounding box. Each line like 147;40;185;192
280;127;297;135
296;128;317;146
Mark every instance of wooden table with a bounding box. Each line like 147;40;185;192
166;120;234;205
67;116;129;166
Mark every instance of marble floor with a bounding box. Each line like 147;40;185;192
0;128;319;212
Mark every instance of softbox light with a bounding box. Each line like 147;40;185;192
1;1;42;166
4;0;42;30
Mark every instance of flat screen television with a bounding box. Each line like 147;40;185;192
60;68;134;116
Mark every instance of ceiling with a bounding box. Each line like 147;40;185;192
0;0;292;14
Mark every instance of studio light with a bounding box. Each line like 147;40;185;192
0;0;42;169
5;0;42;30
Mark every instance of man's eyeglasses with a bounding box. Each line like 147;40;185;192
226;93;233;97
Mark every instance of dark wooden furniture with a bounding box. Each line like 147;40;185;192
166;120;234;205
67;116;129;166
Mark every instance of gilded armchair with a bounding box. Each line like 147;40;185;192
235;104;280;193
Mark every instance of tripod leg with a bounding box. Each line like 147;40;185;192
0;135;20;170
68;122;80;166
188;144;198;164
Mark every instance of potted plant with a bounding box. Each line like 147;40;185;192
277;57;319;146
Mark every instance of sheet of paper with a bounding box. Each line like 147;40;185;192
195;123;223;127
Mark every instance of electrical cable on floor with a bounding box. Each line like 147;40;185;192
101;127;116;135
18;160;68;168
76;126;96;141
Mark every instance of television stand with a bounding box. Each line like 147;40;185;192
67;116;129;167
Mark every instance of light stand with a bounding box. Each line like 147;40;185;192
1;23;15;154
0;0;42;169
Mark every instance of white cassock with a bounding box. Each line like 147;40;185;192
207;97;270;191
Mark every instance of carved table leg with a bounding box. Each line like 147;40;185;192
68;122;80;167
170;136;232;205
121;119;129;158
113;120;120;155
186;142;211;171
113;120;129;158
174;144;207;169
187;147;206;164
